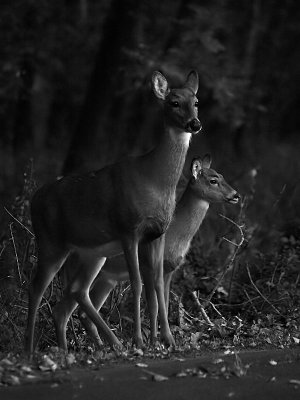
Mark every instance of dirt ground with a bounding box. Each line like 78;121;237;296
1;349;299;400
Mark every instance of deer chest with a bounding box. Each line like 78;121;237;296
138;197;175;241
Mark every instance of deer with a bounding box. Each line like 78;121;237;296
25;70;202;354
67;155;240;348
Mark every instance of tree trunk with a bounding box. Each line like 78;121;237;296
13;59;34;163
63;0;141;174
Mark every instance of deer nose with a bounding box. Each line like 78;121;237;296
227;192;240;204
186;118;202;134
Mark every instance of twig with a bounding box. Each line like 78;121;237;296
0;242;6;258
21;238;30;282
219;214;245;248
196;295;225;318
4;206;35;237
269;261;279;292
243;288;258;313
5;312;24;341
172;291;198;322
213;295;261;309
70;316;80;349
277;271;285;286
180;307;196;324
221;213;245;301
191;291;214;326
9;223;22;284
246;264;281;315
208;301;224;319
272;184;286;210
108;285;123;332
293;273;300;296
203;214;245;308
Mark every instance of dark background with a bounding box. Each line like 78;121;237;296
1;0;299;207
0;0;299;351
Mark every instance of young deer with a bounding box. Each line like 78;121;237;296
25;70;201;353
73;155;240;348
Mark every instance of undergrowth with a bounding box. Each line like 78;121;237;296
0;164;299;362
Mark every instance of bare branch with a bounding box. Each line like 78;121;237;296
208;301;224;319
4;207;35;237
243;288;258;313
191;291;214;326
219;214;245;247
9;223;21;284
202;214;245;309
246;264;282;315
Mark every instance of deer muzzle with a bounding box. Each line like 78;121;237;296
226;192;240;204
186;118;202;134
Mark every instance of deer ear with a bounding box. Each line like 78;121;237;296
191;158;202;180
152;71;170;100
185;70;199;94
202;154;212;169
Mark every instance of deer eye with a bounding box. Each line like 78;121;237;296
210;179;218;185
170;101;179;107
195;101;199;108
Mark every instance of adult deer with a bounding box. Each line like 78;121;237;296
71;155;240;347
25;70;202;353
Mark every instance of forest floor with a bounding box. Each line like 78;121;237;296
0;348;299;400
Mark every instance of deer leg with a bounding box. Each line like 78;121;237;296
79;275;118;348
141;264;158;344
122;237;143;348
57;253;103;348
145;236;175;347
52;292;78;351
163;271;174;318
53;253;78;350
25;245;68;354
55;253;122;350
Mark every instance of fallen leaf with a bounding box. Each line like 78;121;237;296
289;379;300;385
0;359;14;367
197;370;208;378
213;358;224;364
66;353;76;366
39;355;57;372
20;365;33;373
142;369;169;382
136;363;148;368
6;375;21;386
133;348;144;356
152;373;169;382
269;360;277;366
175;371;188;378
190;332;201;345
224;349;234;355
26;374;39;380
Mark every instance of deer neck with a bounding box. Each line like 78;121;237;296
142;126;191;191
175;185;210;237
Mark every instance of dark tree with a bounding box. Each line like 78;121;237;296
63;0;142;174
